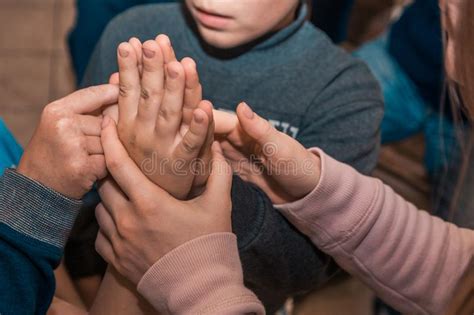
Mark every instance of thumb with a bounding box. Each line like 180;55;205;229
109;72;119;85
66;84;119;114
201;142;233;203
236;102;281;154
101;116;156;199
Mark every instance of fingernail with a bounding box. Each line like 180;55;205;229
194;111;204;123
241;102;254;119
119;47;129;58
143;48;155;58
167;65;179;79
102;116;111;129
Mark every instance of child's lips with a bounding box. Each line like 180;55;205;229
194;7;232;29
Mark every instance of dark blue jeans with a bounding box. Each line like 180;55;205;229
69;0;355;83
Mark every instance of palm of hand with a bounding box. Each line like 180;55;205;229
214;107;320;204
217;124;295;204
107;37;212;200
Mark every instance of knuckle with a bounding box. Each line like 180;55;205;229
158;106;179;121
140;87;151;100
106;157;122;172
119;83;134;97
42;102;64;122
181;137;198;154
143;88;164;102
116;216;134;237
158;108;170;120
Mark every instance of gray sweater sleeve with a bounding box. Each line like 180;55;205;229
0;169;82;314
297;60;383;175
1;169;82;248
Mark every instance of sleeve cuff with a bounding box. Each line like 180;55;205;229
275;148;380;248
137;233;263;315
0;169;83;249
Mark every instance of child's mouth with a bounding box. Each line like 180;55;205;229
194;7;232;30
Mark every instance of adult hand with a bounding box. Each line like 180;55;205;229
16;85;119;199
214;102;321;204
95;117;232;284
113;35;213;200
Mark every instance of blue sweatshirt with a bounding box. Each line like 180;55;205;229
0;169;82;315
388;0;445;113
78;2;383;312
0;119;22;175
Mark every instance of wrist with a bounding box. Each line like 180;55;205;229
306;150;321;194
16;157;44;189
17;157;82;200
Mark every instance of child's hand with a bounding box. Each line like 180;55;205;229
112;36;214;200
214;103;321;204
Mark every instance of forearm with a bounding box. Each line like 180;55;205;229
277;149;474;315
230;175;338;313
137;233;264;315
89;266;156;315
0;169;82;315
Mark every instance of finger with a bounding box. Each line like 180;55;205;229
202;141;233;200
64;84;119;114
95;229;116;265
192;101;215;187
117;42;140;123
88;154;108;180
86;136;103;155
173;107;209;161
97;177;129;217
109;72;119;85
137;40;165;124
197;101;215;159
213;109;239;134
182;57;202;126
155;61;185;137
156;34;177;63
236;102;279;147
102;104;119;124
101;116;156;200
95;203;118;242
78;115;103;136
129;37;142;66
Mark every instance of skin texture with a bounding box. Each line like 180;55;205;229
16;85;119;200
96;123;233;284
75;37;216;315
184;0;300;48
214;102;321;204
113;35;214;200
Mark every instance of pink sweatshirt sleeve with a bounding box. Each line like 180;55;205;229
277;149;474;315
137;233;264;315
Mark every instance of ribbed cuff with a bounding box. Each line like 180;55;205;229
275;148;379;247
0;169;83;249
137;233;263;315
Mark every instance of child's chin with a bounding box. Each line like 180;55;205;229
199;30;248;50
